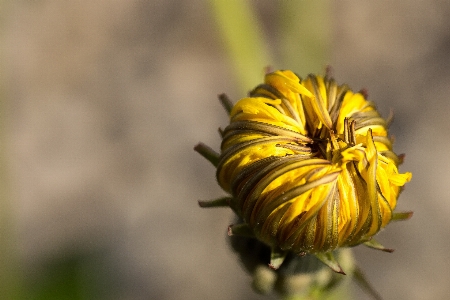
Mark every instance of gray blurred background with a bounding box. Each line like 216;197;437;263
1;1;449;299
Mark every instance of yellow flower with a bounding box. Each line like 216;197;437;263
196;70;412;273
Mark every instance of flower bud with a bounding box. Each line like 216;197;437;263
196;69;412;277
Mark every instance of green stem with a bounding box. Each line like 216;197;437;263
278;0;332;75
209;0;274;94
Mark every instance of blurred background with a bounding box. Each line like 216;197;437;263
1;1;449;299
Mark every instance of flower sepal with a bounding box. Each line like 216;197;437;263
315;252;346;275
363;238;394;253
269;247;287;270
392;211;414;221
198;197;231;208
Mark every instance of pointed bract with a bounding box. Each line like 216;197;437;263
268;248;287;270
198;197;231;208
364;239;394;253
315;252;346;275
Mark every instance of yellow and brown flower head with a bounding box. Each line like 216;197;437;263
195;70;412;274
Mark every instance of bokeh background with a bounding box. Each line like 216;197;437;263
1;1;449;299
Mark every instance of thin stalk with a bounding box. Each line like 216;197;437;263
209;0;274;94
278;0;332;75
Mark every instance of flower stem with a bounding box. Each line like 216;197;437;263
278;0;332;75
209;0;273;94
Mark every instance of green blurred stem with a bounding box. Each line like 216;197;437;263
209;0;273;94
279;0;332;75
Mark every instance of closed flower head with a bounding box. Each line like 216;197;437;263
196;69;412;273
